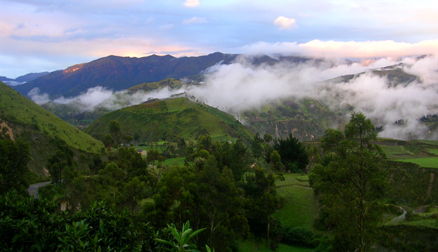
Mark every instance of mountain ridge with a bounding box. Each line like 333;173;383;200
13;52;311;98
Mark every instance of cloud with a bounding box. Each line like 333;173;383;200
184;0;200;7
28;88;50;105
240;40;438;58
273;16;296;30
188;54;438;140
29;85;188;112
182;17;207;25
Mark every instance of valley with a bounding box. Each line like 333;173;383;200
1;53;438;252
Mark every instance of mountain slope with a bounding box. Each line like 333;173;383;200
15;72;50;83
85;97;254;144
14;52;238;98
128;78;185;92
0;82;103;175
241;98;345;141
14;53;312;99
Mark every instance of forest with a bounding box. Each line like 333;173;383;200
1;112;438;252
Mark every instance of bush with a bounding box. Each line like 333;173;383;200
277;226;319;248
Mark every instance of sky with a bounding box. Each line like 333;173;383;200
1;0;438;78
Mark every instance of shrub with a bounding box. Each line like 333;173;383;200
277;226;319;248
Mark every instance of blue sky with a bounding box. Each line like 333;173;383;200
1;0;438;78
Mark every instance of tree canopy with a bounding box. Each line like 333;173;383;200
309;112;387;252
273;133;308;172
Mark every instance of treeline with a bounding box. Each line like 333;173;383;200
0;116;318;251
3;114;436;251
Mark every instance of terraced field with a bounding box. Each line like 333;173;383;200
377;139;438;168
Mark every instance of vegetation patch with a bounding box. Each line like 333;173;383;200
273;174;319;231
396;157;438;168
238;238;314;252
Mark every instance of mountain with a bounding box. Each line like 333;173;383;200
0;81;103;176
330;64;419;85
14;53;311;98
14;53;238;98
85;97;254;144
0;76;14;82
0;72;49;86
15;72;50;83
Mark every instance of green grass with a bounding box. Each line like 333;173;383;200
273;174;319;231
237;239;314;252
379;145;413;159
416;140;438;146
85;97;254;144
0;82;103;153
396;158;438;168
162;157;185;166
427;149;438;155
401;219;438;229
377;139;438;168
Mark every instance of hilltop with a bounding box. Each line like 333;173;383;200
128;78;185;92
0;82;103;176
85;97;254;144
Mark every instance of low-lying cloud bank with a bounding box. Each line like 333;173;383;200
240;40;438;58
29;86;187;112
30;54;438;140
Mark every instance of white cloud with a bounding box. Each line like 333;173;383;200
240;40;438;58
273;16;296;30
184;0;200;7
182;17;207;25
188;54;438;140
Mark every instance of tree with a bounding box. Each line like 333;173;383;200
0;139;30;195
263;133;273;144
273;133;308;172
251;132;263;160
269;150;283;172
109;120;121;145
195;156;249;250
309;112;387;252
243;167;282;249
47;140;74;185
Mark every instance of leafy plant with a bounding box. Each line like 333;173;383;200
155;221;205;252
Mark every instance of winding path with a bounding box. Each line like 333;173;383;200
27;181;51;199
388;206;407;224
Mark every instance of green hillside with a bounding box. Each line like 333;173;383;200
85;97;254;144
128;78;185;92
242;98;345;141
0;82;103;175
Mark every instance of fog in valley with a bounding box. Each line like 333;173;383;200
29;54;438;140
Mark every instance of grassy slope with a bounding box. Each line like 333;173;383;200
0;82;103;153
273;174;320;231
128;78;184;92
85;97;254;144
238;173;321;251
377;139;438;168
